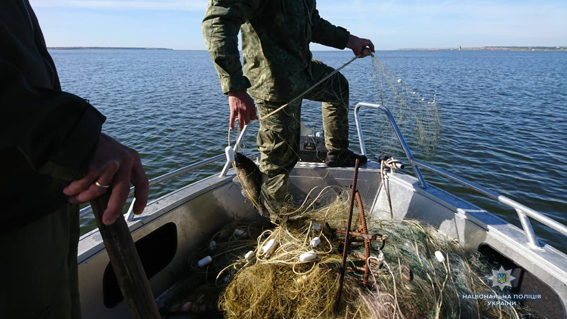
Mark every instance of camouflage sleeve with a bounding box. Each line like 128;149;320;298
311;9;351;50
202;0;259;94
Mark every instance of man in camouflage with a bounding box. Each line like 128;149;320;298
202;0;374;212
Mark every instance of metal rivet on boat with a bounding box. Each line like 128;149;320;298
434;251;445;263
262;239;278;255
245;250;254;260
299;250;317;262
198;256;212;267
209;240;217;251
310;237;321;248
234;229;245;237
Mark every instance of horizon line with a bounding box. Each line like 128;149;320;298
47;45;567;52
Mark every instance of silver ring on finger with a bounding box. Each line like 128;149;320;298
95;181;111;189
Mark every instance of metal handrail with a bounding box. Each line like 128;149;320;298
353;102;567;248
412;159;567;244
219;124;249;177
80;101;567;248
79;154;225;218
354;102;427;187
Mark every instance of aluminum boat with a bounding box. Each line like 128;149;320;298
77;103;567;319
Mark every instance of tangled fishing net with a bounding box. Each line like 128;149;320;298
164;187;527;318
368;56;441;158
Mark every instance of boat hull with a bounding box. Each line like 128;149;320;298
77;161;567;318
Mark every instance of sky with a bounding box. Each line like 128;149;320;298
30;0;567;50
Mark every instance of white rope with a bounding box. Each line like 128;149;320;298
381;159;394;219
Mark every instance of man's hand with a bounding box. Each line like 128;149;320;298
346;35;375;58
63;133;149;225
228;91;258;130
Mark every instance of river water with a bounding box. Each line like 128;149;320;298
50;49;567;252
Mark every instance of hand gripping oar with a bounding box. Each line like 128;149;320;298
90;192;161;319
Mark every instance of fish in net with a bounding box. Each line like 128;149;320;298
163;187;530;318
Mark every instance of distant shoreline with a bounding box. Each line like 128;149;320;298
48;47;173;50
398;46;566;52
46;46;566;52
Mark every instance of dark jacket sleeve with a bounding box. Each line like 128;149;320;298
0;60;106;181
202;0;261;94
311;9;351;50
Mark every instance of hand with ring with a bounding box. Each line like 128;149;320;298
63;133;149;225
95;181;110;188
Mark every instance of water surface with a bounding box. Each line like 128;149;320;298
51;49;567;252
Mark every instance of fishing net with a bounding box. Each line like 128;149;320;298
229;55;441;165
369;56;441;158
163;188;528;318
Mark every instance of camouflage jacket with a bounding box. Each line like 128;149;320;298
202;0;350;102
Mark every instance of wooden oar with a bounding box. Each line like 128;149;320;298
90;192;161;319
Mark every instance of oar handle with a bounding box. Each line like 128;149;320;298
90;192;161;319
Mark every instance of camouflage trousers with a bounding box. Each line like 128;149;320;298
256;59;350;209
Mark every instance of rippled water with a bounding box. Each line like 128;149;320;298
51;49;567;252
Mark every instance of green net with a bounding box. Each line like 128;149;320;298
163;189;529;318
369;56;441;158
